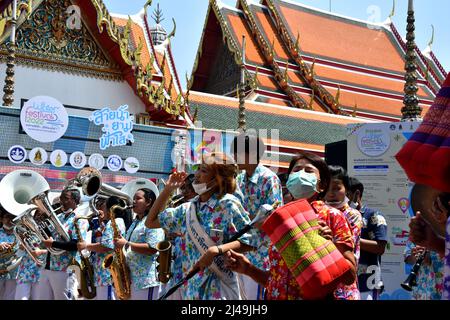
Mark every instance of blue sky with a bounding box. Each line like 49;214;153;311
103;0;449;89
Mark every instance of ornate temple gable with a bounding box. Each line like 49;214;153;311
190;0;257;95
204;39;240;95
0;0;122;80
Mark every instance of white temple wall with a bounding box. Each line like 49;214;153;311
0;64;146;117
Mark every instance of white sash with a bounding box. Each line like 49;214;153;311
186;202;241;300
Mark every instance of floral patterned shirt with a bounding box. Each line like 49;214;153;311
49;212;88;271
0;228;18;280
236;165;283;270
265;201;354;300
159;193;251;300
444;216;450;300
16;251;44;284
125;216;164;290
405;240;444;300
334;203;362;300
91;218;125;287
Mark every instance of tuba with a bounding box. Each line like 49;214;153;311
102;204;132;300
0;170;70;261
67;214;97;299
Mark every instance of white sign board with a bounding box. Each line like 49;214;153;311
20;96;69;143
347;122;420;300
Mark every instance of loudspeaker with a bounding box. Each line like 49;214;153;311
325;140;347;171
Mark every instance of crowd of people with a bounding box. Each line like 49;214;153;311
0;132;448;300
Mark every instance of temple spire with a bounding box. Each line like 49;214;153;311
2;0;17;107
238;35;247;132
401;0;421;121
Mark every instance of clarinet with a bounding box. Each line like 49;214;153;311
401;250;427;291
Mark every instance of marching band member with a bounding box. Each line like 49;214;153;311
38;187;89;300
226;152;357;300
114;188;164;300
14;210;48;300
231;133;283;300
0;207;18;300
146;152;254;300
166;174;197;300
77;197;126;300
325;166;362;300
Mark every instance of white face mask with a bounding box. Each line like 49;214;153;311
192;181;216;195
326;196;350;209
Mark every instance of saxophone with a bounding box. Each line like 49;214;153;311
102;204;131;300
67;216;97;299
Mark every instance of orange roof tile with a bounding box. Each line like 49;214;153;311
278;3;405;72
189;90;368;125
225;10;265;65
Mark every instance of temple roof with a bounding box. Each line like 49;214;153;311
0;0;192;126
188;90;375;167
191;0;446;121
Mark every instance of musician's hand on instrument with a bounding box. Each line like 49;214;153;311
42;237;54;248
224;249;251;275
194;246;218;271
166;172;188;191
318;220;333;241
0;242;11;250
114;237;127;250
77;241;87;251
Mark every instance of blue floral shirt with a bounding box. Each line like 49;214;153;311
0;228;18;280
236;165;283;270
16;251;43;284
91;218;125;287
159;193;251;300
49;212;88;271
443;216;450;300
125;217;164;290
405;240;444;300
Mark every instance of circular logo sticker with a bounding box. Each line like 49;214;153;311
88;153;105;170
29;147;48;166
69;152;87;169
124;157;140;174
50;150;68;168
357;128;391;157
8;145;27;164
20;96;69;143
107;155;122;172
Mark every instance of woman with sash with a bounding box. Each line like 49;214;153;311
226;151;357;300
145;152;253;300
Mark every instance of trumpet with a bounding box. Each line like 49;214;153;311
401;250;427;291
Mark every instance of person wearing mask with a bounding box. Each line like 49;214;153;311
113;188;165;300
325;166;362;300
38;187;88;300
225;151;356;300
231;132;283;300
0;207;19;300
166;174;197;300
146;152;253;300
347;177;387;300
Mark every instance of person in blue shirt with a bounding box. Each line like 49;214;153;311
347;177;387;300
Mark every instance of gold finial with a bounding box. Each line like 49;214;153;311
144;0;153;16
352;102;358;117
389;0;396;18
294;32;300;53
283;63;289;83
308;90;315;110
428;24;435;48
335;85;341;105
193;106;199;123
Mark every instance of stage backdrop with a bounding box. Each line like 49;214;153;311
347;121;421;300
0;106;178;191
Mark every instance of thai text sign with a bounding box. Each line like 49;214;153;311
89;105;134;150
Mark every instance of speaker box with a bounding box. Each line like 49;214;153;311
325;140;348;171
